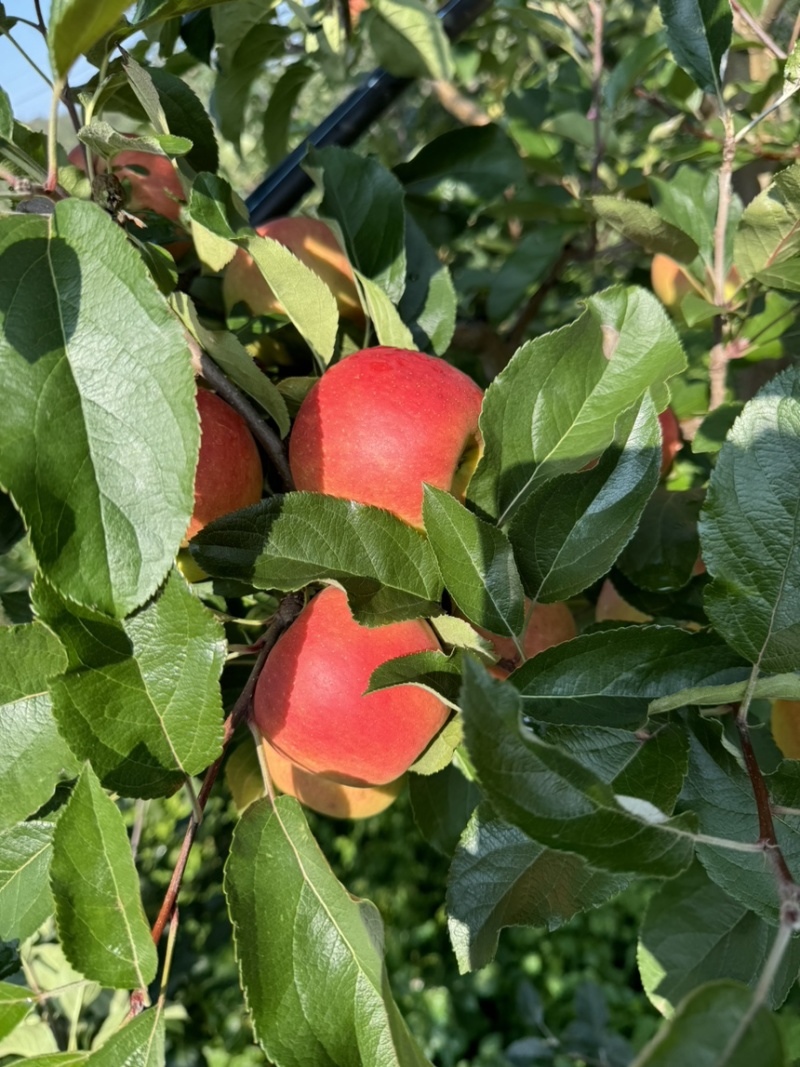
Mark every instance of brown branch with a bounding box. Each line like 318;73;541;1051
188;342;294;492
587;0;604;194
736;708;796;894
731;0;787;59
125;591;306;1022
431;81;491;126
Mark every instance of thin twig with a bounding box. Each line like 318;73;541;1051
587;0;604;194
189;342;294;492
731;0;787;59
0;28;52;86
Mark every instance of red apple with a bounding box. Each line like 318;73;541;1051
186;389;263;541
477;600;576;677
68;142;185;223
289;346;484;530
223;216;363;322
253;586;450;786
260;736;404;818
659;408;682;475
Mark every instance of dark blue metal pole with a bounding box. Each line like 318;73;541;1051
245;0;493;225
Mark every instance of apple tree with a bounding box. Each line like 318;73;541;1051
2;0;800;1063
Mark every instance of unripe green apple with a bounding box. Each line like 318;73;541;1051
260;736;405;818
772;700;800;760
253;586;450;786
289;346;484;530
478;600;576;677
186;389;263;541
223;216;363;322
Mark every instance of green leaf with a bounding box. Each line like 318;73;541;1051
85;1005;164;1065
0;981;35;1040
262;61;313;167
369;0;454;80
367;649;464;710
0;821;56;942
171;293;290;437
617;487;703;593
604;31;668;110
467;286;686;526
409;763;481;856
395;125;526;205
307;146;407;303
0;491;24;555
51;764;157;989
48;0;130;78
187;173;248;271
0;623;74;832
225;796;433;1067
78;122;192;161
650;672;800;715
657;0;732;96
133;0;248;27
34;570;225;798
354;272;415;349
460;659;697;876
0;88;12;142
11;1055;88;1066
510;627;748;729
397;214;456;355
509;397;662;602
734;163;800;289
639;860;800;1014
447;802;628;973
650;168;739;271
631;981;784;1066
0;200;198;619
692;403;745;455
593;197;699;260
211;24;287;146
700;367;800;672
409;716;464;775
423;485;524;639
191;493;443;627
245;234;339;364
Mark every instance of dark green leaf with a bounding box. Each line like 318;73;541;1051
423;485;525;639
51;764;157;988
133;0;255;27
147;66;219;173
0;89;12;142
631;981;784;1066
617;487;703;593
0;821;56;942
0;200;198;618
650;168;738;271
409;763;481;856
395;125;526;204
0;623;74;831
398;214;456;355
604;32;668;110
509;397;662;602
369;0;454;80
85;1006;164;1065
486;226;573;326
211;24;287;147
191;493;444;626
510;626;748;729
593;197;698;260
225;796;432;1067
0;492;24;556
262;61;313;167
657;0;732;96
306;146;406;302
34;570;225;798
368;649;463;710
700;367;800;672
48;0;130;77
639;860;800;1013
460;659;697;876
692;403;744;455
467;286;686;526
447;802;627;973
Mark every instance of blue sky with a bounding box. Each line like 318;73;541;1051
1;0;95;120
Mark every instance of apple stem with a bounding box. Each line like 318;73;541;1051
189;343;295;492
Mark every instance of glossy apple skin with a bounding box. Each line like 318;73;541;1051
186;390;263;541
479;600;576;677
289;346;484;530
254;586;449;786
260;737;404;818
223;216;363;321
772;701;800;760
68;144;185;222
